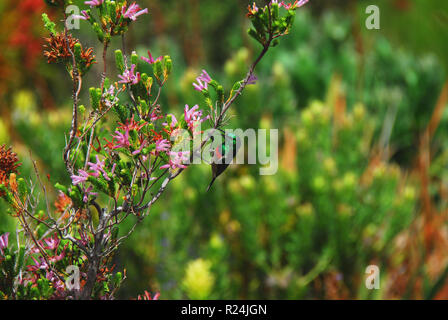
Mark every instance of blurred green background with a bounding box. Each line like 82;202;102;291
1;0;448;299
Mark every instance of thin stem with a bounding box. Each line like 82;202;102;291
101;39;110;91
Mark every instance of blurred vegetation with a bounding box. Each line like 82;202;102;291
1;0;448;299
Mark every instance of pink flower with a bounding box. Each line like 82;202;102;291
87;155;110;180
197;69;212;83
83;185;98;203
43;234;60;251
79;230;89;246
85;0;103;7
46;271;65;292
71;169;90;185
150;111;163;122
48;251;66;263
103;85;119;107
122;2;148;21
118;64;140;85
141;50;162;64
192;70;212;92
292;0;310;9
278;0;309;9
73;10;90;20
29;257;49;271
132;140;147;155
184;104;209;131
155;139;170;154
193;78;207;92
163;114;178;129
0;232;9;254
112;128;131;149
137;291;160;300
247;3;259;16
160;151;190;170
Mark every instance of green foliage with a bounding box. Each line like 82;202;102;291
116;9;443;299
42;13;56;34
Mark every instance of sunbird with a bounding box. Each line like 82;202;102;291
206;130;241;192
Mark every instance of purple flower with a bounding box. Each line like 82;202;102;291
197;69;212;83
293;0;309;9
103;85;119;107
0;232;9;254
278;0;309;9
73;10;90;21
71;169;90;185
141;50;162;64
87;155;110;180
30;257;49;271
112;128;131;149
160;151;190;170
247;74;258;85
193;79;208;92
111;163;116;175
137;291;160;300
83;185;98;203
192;70;212;92
132;140;147;155
43;234;60;251
150;111;163;122
84;0;103;7
46;271;65;291
118;64;140;85
184;104;209;131
104;96;119;108
163;114;178;129
155;139;170;154
122;2;148;21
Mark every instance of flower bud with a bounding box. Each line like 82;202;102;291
164;55;172;75
93;22;104;42
17;177;27;196
114;272;123;287
271;2;279;20
89;87;101;110
108;0;117;21
139;99;148;114
74;42;82;63
131;51;139;66
115;49;125;73
153;60;163;82
217;85;224;104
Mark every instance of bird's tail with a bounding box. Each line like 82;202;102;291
206;177;217;192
